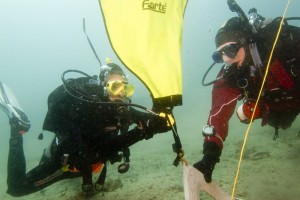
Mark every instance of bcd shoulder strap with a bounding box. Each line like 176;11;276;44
260;17;300;87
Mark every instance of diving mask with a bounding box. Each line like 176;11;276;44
212;43;241;63
106;81;134;98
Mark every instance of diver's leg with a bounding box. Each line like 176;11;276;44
7;161;80;196
1;83;70;196
7;118;78;196
3;82;31;195
7;122;26;196
7;136;80;197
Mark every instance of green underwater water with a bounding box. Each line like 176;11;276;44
1;0;300;199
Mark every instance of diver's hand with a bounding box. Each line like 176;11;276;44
193;142;221;183
136;113;174;140
193;154;221;183
148;113;174;133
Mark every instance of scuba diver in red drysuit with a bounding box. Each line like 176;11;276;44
193;4;300;183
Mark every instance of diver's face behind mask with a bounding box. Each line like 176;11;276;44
105;74;134;102
212;42;245;68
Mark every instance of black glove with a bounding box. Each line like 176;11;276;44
193;142;221;183
147;113;174;134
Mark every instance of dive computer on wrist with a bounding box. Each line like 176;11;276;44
202;125;216;137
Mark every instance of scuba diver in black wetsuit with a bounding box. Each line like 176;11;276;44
3;62;173;197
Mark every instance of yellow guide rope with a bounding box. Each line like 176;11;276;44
231;1;292;199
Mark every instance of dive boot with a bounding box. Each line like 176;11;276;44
0;81;31;133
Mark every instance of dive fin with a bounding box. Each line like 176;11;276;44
0;81;31;132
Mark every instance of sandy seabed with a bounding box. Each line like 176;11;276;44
1;116;300;200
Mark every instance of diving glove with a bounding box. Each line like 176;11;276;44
193;155;220;183
146;113;174;134
193;142;221;183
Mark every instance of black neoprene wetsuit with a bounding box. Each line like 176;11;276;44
7;77;157;197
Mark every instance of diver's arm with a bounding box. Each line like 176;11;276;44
206;79;242;146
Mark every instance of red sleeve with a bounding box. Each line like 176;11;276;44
205;75;243;149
